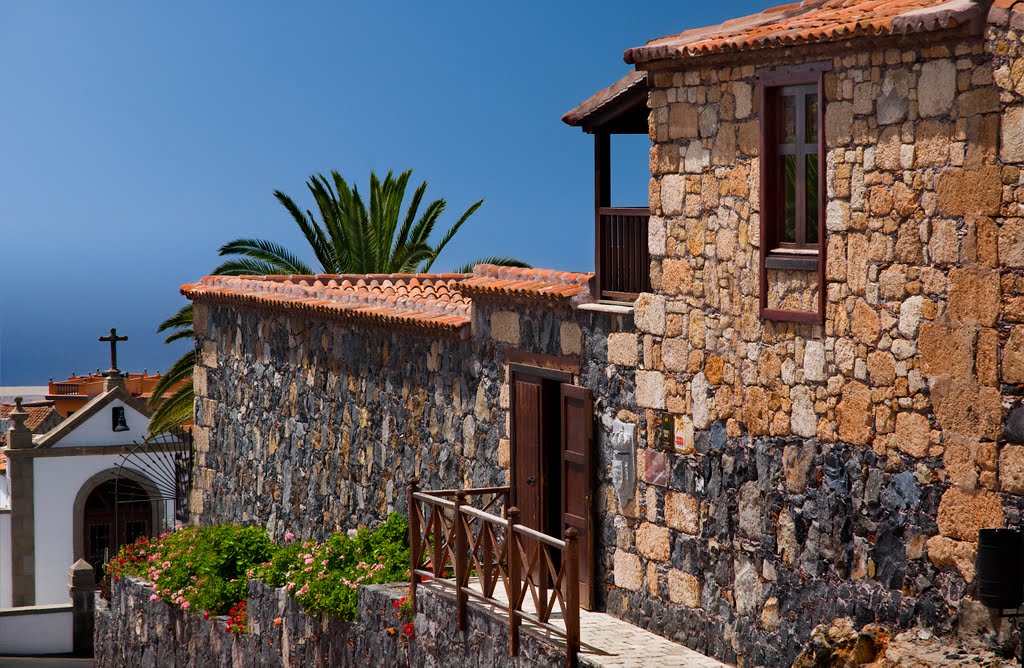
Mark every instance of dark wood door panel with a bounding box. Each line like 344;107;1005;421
560;383;595;610
513;376;544;534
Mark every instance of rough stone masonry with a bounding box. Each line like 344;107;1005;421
614;9;1024;667
179;5;1024;668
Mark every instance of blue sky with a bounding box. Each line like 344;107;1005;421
0;1;768;384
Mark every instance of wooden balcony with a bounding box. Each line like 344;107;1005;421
596;207;650;302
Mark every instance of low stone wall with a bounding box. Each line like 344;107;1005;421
95;577;565;667
95;577;409;667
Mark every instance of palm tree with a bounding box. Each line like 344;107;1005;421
149;169;527;434
147;305;195;437
214;169;525;276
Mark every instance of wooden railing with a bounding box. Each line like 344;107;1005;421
596;206;650;302
408;478;580;668
53;383;81;395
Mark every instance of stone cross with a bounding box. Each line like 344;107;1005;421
99;328;128;374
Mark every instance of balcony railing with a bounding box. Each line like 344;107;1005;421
52;383;81;396
596;207;650;302
408;479;580;668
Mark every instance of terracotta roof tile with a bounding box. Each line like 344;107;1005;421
624;0;988;65
989;0;1024;26
182;273;474;335
182;265;596;331
459;264;594;306
0;404;61;432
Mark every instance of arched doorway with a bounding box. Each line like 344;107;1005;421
82;479;153;575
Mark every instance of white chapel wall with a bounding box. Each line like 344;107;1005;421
51;398;150;448
0;511;11;608
33;453;175;605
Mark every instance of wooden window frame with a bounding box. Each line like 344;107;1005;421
758;64;829;324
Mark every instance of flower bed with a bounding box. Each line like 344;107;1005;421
105;513;409;631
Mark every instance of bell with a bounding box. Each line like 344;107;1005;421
112;406;130;432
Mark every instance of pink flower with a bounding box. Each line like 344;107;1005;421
304;557;314;565
284;532;295;541
181;601;190;610
149;594;159;602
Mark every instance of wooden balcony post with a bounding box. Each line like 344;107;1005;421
594;132;610;300
507;507;521;657
481;508;494;597
455;489;469;631
564;527;580;668
431;495;443;584
407;476;420;613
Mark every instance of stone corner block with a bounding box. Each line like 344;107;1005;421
490;311;520;346
607;332;639;367
667;570;702;608
635;371;666;409
634;294;666;336
613;549;643;592
559;321;582;356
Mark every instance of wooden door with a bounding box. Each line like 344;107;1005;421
83;480;152;576
560;384;595;610
512;374;545;534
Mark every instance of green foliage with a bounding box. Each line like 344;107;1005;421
107;516;410;625
146;304;195;437
214;169;527;276
150;170;527;435
259;513;410;621
107;525;274;616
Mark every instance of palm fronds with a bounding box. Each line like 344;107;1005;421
155;168;529;435
148;378;195;439
147;305;196;439
453;257;532;274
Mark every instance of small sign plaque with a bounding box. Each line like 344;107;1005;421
659;413;673;450
674;414;694;455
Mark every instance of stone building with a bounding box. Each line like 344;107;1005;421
181;0;1024;664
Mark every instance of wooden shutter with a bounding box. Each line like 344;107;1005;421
512;375;544;535
560;383;595;610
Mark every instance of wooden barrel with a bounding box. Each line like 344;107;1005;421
976;528;1024;610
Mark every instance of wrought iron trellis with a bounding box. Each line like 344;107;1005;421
112;428;194;544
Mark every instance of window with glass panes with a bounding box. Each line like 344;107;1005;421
766;83;821;250
758;66;827;323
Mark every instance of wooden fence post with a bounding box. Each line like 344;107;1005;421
431;496;443;584
507;507;521;657
407;477;420;613
564;528;580;668
455;489;468;631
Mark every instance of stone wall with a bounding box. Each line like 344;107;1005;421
607;26;1024;666
95;577;409;667
190;301;495;538
95;576;565;667
189;295;637;572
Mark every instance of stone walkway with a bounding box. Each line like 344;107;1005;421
460;579;730;667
